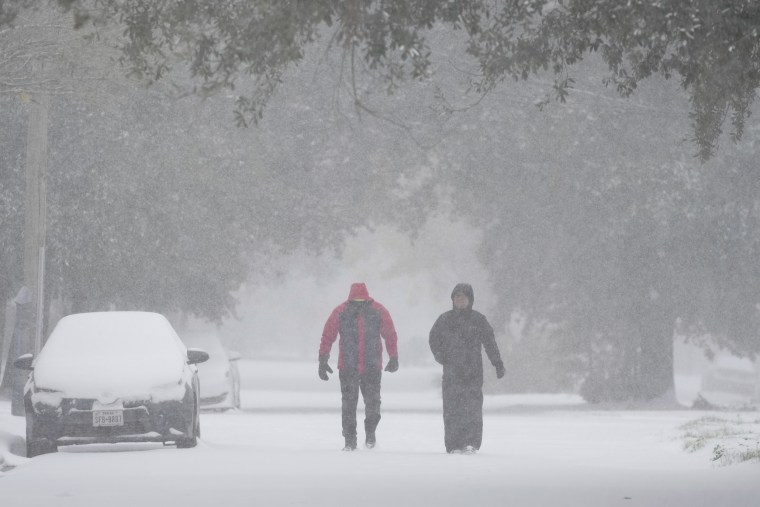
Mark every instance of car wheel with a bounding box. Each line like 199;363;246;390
176;404;199;449
233;380;241;409
26;411;57;458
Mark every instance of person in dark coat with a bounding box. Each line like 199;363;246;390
318;282;399;451
429;283;505;454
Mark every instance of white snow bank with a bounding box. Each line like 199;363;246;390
0;406;28;475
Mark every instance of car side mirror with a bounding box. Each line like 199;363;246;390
186;348;209;365
227;350;242;362
13;353;34;370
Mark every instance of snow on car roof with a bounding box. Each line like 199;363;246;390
33;311;187;398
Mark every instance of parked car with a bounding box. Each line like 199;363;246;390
699;356;759;407
14;311;208;457
180;331;241;410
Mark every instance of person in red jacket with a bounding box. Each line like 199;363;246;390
318;282;399;451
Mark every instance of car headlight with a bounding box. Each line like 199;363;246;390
30;386;64;413
150;380;188;403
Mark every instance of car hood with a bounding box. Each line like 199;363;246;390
34;352;186;401
32;312;187;400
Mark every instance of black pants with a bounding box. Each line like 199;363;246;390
339;368;382;440
442;376;483;452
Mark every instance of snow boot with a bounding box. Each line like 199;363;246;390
365;432;376;449
342;435;357;451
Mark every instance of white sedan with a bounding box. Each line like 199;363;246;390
180;331;241;410
14;311;208;457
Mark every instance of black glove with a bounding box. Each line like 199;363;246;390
495;361;505;379
318;355;333;381
384;356;399;373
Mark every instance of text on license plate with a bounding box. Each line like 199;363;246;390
93;410;124;427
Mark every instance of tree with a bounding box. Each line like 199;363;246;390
43;90;256;322
427;62;760;402
0;97;26;345
1;6;406;325
5;1;759;403
53;0;760;160
2;2;422;332
46;0;758;402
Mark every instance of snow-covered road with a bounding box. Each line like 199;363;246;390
1;361;758;506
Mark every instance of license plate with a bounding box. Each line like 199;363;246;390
93;410;124;427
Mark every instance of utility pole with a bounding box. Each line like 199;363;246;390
23;91;48;354
12;92;49;416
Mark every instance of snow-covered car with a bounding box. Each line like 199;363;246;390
180;331;241;410
699;357;759;407
14;311;209;457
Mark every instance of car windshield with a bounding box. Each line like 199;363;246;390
33;312;187;398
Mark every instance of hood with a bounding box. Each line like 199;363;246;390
451;283;474;309
348;282;370;301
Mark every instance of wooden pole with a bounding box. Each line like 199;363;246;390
13;92;48;415
25;92;48;354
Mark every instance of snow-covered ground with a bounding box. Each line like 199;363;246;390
1;360;759;506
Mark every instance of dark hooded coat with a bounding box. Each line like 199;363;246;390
429;283;503;452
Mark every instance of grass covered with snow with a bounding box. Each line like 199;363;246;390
680;415;760;466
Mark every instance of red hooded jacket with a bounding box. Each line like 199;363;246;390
319;283;398;373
